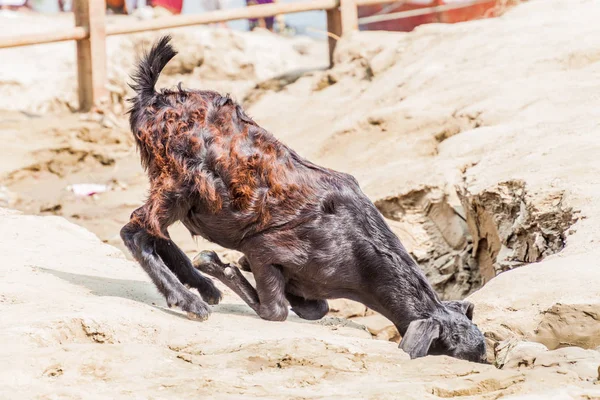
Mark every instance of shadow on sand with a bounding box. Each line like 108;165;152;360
38;267;256;321
38;267;369;331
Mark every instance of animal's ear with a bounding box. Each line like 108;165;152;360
444;300;475;320
399;318;440;359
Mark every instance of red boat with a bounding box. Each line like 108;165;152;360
358;0;501;32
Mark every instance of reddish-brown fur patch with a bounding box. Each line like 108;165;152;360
131;89;317;238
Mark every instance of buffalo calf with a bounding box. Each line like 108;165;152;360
122;36;487;363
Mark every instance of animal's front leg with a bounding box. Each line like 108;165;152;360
120;208;211;321
154;237;222;305
193;251;288;321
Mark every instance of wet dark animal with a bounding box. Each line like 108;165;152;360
121;35;487;363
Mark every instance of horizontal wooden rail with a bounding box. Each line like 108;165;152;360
106;0;338;35
355;0;406;6
0;27;87;49
0;0;501;111
0;0;338;49
357;0;492;25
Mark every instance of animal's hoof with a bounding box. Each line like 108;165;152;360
205;296;220;306
193;250;220;266
182;298;211;321
186;311;209;321
202;284;222;305
169;292;211;321
193;251;226;278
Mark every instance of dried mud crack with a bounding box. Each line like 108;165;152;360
374;178;577;301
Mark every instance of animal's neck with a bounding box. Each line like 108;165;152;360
369;250;443;336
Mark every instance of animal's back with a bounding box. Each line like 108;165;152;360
127;35;361;249
132;85;335;243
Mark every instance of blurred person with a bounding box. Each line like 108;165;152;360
246;0;274;31
149;0;226;29
145;0;228;28
56;0;138;13
200;0;228;28
0;0;31;11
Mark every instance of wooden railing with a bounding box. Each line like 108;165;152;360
0;0;492;111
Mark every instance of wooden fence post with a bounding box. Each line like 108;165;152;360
327;0;358;67
340;0;358;35
272;0;285;31
326;5;342;67
74;0;108;112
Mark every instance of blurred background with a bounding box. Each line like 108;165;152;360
0;0;506;36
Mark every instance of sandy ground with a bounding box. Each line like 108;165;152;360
3;208;600;399
2;0;600;398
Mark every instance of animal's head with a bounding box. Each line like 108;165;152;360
399;300;487;363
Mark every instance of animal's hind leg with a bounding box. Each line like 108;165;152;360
193;251;260;311
253;262;289;321
154;236;222;305
193;251;288;321
286;293;329;320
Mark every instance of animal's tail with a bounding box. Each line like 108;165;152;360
129;35;177;106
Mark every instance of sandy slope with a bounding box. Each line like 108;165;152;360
2;209;599;399
2;0;600;398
